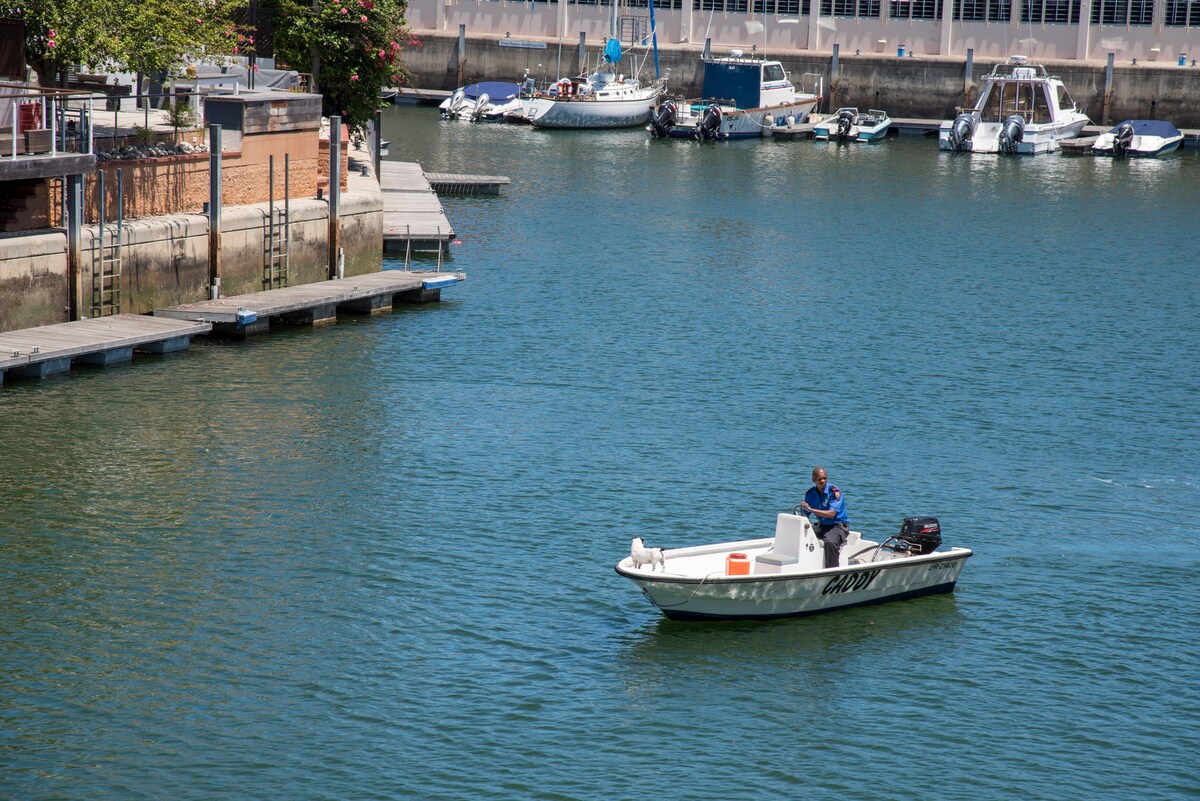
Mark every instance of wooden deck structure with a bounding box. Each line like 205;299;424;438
379;161;456;254
0;314;212;384
154;270;465;336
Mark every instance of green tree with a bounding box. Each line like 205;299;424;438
267;0;416;128
0;0;246;85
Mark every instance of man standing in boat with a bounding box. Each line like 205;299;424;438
799;467;849;569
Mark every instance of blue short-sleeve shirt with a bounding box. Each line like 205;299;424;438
804;483;849;525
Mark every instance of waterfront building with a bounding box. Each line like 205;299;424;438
408;0;1200;64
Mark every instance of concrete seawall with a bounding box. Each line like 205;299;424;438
403;31;1200;127
1;171;383;332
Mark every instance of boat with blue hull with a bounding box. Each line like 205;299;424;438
1091;120;1183;157
649;52;819;141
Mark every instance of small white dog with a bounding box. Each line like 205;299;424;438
630;537;666;572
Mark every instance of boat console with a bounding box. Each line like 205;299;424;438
756;513;823;573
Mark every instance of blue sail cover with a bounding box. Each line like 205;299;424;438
603;38;623;64
462;82;520;102
702;60;762;110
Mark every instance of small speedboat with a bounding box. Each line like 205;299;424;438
440;81;522;122
813;107;891;142
1091;120;1183;157
616;511;972;621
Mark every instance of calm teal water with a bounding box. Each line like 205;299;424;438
3;109;1199;800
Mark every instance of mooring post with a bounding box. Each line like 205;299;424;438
373;109;382;178
1103;52;1115;126
964;47;974;107
328;115;342;281
829;43;840;113
458;24;466;87
66;173;83;321
208;124;223;299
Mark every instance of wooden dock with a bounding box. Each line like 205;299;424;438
0;314;212;384
154;270;465;336
379;161;456;253
425;172;512;196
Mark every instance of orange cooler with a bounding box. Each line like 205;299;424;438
726;552;750;576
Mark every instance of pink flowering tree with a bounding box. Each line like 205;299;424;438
267;0;416;128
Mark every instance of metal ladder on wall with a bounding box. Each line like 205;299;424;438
263;155;290;289
263;202;289;289
91;169;122;317
90;223;121;317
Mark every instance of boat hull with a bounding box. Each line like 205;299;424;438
938;117;1088;153
665;98;818;140
617;542;972;621
521;94;659;128
1092;134;1183;157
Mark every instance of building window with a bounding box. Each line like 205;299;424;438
1164;0;1199;22
891;0;941;17
1090;0;1153;24
753;0;805;13
954;0;1008;19
1021;0;1080;21
821;0;881;15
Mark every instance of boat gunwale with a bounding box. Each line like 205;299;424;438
614;545;973;585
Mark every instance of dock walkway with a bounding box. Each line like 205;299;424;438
0;314;211;384
155;270;465;336
379;162;455;253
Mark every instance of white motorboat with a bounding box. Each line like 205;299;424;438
616;512;972;621
1091;119;1184;157
813;107;892;142
939;56;1088;154
649;52;819;141
440;81;522;122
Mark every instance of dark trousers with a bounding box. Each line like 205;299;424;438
816;522;849;568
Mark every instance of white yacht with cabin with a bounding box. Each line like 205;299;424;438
939;56;1089;154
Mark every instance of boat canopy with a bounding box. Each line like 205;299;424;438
461;82;520;102
702;60;763;110
1110;119;1181;137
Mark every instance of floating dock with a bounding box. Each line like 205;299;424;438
425;172;511;196
379;162;456;253
154;270;465;336
0;315;211;385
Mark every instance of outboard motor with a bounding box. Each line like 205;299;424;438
443;88;465;118
948;112;975;151
897;516;942;555
470;93;490;123
650;100;677;139
696;103;723;142
836;108;855;141
1113;121;1135;157
999;114;1025;154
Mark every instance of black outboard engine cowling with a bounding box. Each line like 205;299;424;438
999;114;1025;154
1113;121;1135;157
949;113;975;151
836;109;855;140
697;103;723;141
650;100;677;138
898;516;942;554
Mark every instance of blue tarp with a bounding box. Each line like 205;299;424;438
1108;119;1181;138
461;82;520;102
603;38;623;64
